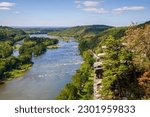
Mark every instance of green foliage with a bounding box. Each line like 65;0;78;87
96;27;126;47
49;25;112;40
83;82;93;99
56;26;127;100
100;36;134;99
19;54;32;64
19;41;36;55
33;44;46;56
0;56;26;79
22;27;65;34
0;26;58;81
57;83;78;100
0;42;13;58
83;51;95;66
57;50;94;100
0;26;27;80
79;40;90;55
0;26;26;42
19;37;58;56
56;23;149;100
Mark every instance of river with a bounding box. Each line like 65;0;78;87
0;34;83;100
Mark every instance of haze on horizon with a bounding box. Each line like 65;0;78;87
0;0;150;27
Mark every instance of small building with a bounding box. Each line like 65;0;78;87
94;62;103;79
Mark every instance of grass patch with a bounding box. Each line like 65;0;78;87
6;64;32;81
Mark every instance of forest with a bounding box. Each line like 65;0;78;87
0;26;58;82
53;22;150;100
0;21;149;100
20;27;66;34
48;25;112;39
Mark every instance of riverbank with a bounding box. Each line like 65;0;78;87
47;45;60;49
57;49;95;100
0;34;59;84
0;63;32;84
0;34;82;100
6;64;32;81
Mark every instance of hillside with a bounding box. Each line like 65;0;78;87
48;25;112;39
92;27;127;50
0;26;26;36
0;26;26;42
56;25;129;99
19;27;66;34
57;21;150;100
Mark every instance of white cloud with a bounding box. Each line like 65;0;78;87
0;2;16;11
75;0;108;14
113;6;145;13
74;1;145;15
82;7;108;14
0;2;15;7
82;1;99;7
0;7;10;10
82;7;98;12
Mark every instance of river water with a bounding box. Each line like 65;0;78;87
0;34;83;100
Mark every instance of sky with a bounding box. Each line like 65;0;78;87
0;0;150;27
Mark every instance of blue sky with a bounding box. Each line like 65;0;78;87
0;0;150;27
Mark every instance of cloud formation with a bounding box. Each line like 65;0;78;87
82;1;99;7
0;7;10;10
75;0;108;14
75;0;145;14
0;2;15;7
113;6;145;13
82;7;108;14
0;2;16;11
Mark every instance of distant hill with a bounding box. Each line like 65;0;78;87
0;26;26;41
48;25;113;39
81;27;127;51
19;27;67;34
97;27;127;40
0;26;26;36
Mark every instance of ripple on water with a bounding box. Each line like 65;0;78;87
0;35;83;100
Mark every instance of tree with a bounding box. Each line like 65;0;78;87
79;40;90;55
123;24;150;70
57;83;78;100
0;42;13;58
19;54;32;64
83;50;95;66
138;71;150;99
101;36;134;99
